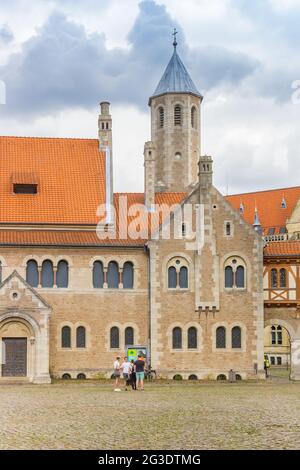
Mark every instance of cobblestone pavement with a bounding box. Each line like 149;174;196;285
0;378;300;450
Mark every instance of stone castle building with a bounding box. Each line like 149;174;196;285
0;39;299;383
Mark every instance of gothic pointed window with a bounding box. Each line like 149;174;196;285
172;327;182;349
125;327;134;346
123;262;134;289
41;260;54;288
62;326;71;348
188;327;197;349
231;326;242;348
56;260;69;288
107;261;119;289
76;326;86;348
216;326;226;349
158;107;164;128
26;259;39;287
174;105;182;126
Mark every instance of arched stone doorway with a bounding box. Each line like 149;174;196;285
264;317;300;380
0;312;50;383
0;317;35;379
264;323;291;372
0;270;52;384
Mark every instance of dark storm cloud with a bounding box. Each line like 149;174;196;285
0;0;259;117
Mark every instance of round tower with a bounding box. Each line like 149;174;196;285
148;32;203;193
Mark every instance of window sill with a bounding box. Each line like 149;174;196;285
224;288;247;292
167;288;189;292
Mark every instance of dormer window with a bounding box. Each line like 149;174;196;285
13;183;38;194
11;173;39;195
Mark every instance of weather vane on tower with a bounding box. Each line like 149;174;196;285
172;28;178;48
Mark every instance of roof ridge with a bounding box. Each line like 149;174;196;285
227;186;300;197
0;136;98;141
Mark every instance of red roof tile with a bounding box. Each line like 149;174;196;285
264;241;300;256
0;136;106;224
226;186;300;234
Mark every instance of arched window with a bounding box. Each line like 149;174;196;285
174;105;182;126
168;266;177;289
236;266;245;288
167;258;189;290
172;327;182;349
225;266;234;288
280;268;287;288
41;260;54;288
107;261;119;289
93;261;104;288
188;327;197;349
110;326;119;349
76;326;86;348
123;262;134;289
271;325;282;345
225;257;246;289
271;268;278;288
56;260;69;288
26;259;39;287
62;326;71;348
231;326;242;348
179;266;188;288
216;326;226;349
158;106;164;128
191;106;197;128
125;327;134;346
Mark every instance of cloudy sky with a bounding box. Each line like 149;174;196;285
0;0;299;194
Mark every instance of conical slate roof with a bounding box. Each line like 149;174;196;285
150;46;202;101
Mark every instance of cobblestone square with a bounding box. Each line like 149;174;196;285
0;376;299;450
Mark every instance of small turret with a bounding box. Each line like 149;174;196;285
198;155;213;189
253;206;262;235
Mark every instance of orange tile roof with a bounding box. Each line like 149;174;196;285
0;229;142;247
0;136;106;224
264;241;300;256
226;186;300;234
0;192;186;246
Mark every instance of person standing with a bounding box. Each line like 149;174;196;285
130;359;136;390
121;356;131;391
113;356;121;391
135;354;145;391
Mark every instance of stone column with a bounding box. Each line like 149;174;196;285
33;312;51;384
290;339;300;381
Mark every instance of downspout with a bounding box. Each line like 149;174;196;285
145;244;151;366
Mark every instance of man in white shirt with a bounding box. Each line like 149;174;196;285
113;356;121;391
121;356;132;391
